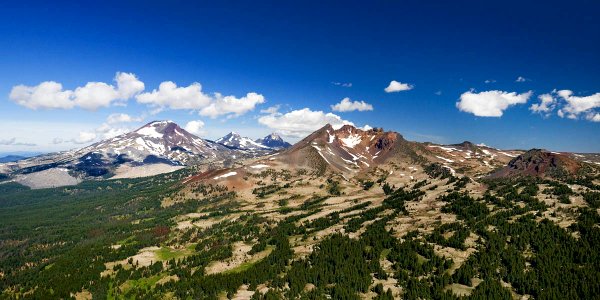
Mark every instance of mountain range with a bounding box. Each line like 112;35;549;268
0;121;598;189
0;121;290;188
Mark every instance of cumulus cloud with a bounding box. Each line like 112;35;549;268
9;72;144;110
555;90;600;120
258;108;354;137
484;79;497;84
72;131;97;144
530;93;557;115
136;81;211;110
330;97;373;112
10;73;265;119
184;120;206;136
332;82;352;87
9;81;75;110
199;92;265;118
115;72;145;99
384;80;413;93
457;90;532;117
136;82;265;118
587;113;600;122
73;82;120;110
528;89;600;122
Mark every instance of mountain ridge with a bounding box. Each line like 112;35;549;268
1;121;599;188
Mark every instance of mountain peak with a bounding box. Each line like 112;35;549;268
134;120;182;139
216;132;272;151
490;148;582;179
140;120;177;128
267;133;282;140
450;141;476;149
256;133;291;149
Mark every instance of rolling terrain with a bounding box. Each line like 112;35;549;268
0;123;599;299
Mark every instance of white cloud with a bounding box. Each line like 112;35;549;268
332;82;352;87
515;76;529;82
457;90;532;117
384;80;413;93
9;81;75;109
529;89;600;122
556;90;600;120
96;126;130;139
260;105;281;115
72;131;97;144
330;97;373;112
95;113;144;139
184;120;206;136
106;113;143;124
0;138;36;147
73;82;120;110
10;73;264;118
136;82;265;118
586;112;600;122
9;72;144;110
530;93;557;115
136;81;211;110
484;79;496;84
199;92;265;118
434;91;442;96
258;108;354;137
115;72;145;99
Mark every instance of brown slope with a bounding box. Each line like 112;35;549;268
489;149;583;179
274;124;421;174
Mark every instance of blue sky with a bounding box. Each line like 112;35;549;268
0;0;599;154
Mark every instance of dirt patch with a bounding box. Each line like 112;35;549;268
205;242;273;275
111;163;183;179
231;285;255;300
15;168;81;189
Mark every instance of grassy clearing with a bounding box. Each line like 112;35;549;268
155;244;196;261
222;246;275;274
380;248;391;260
116;235;136;246
445;283;474;297
120;274;163;294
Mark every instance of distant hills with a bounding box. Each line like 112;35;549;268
0;155;26;163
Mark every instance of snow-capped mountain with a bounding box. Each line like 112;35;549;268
0;121;251;183
84;120;235;165
216;132;272;151
255;133;291;149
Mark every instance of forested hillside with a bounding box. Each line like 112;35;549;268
1;162;599;299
